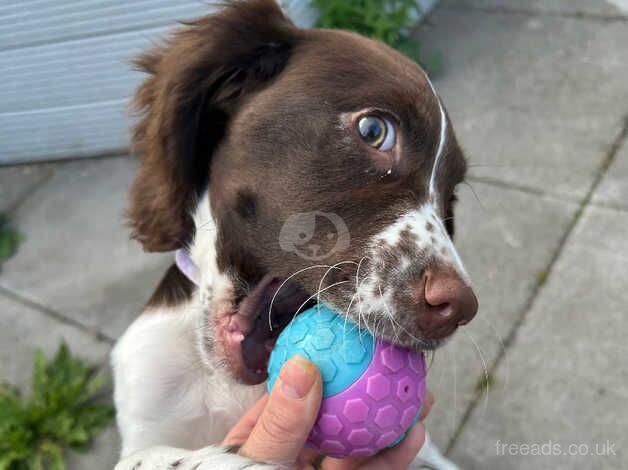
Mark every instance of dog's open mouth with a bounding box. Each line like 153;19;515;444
217;274;313;385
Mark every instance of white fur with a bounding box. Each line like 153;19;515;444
426;79;448;199
112;305;264;457
115;445;275;470
189;194;225;293
113;197;459;469
113;197;265;468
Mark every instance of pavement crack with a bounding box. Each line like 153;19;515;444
466;175;587;208
4;169;55;215
446;114;628;455
0;285;114;345
466;175;547;197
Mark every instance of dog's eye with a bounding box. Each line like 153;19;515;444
357;115;395;151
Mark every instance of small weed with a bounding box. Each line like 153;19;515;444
535;270;548;286
476;371;495;394
0;344;114;470
0;213;21;262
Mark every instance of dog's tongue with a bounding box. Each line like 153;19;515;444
239;275;310;373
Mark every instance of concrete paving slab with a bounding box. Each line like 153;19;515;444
0;292;111;390
423;182;578;449
0;163;55;213
416;9;628;201
592;139;628;209
67;425;120;470
0;156;170;339
0;292;118;469
449;205;628;469
440;0;628;16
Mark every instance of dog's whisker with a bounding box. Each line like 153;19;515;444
354;255;369;311
422;349;436;378
196;218;217;231
316;259;359;307
341;291;359;347
344;258;363;344
462;180;487;211
452;342;459;431
466;162;520;168
267;264;340;331
376;281;425;347
376;295;399;344
477;315;509;389
434;343;458;433
342;291;358;334
355;257;377;347
357;309;373;341
462;328;490;419
349;268;373;346
292;280;351;324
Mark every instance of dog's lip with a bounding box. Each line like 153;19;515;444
220;275;311;385
424;327;455;340
218;317;268;385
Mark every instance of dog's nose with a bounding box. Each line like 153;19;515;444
417;266;478;337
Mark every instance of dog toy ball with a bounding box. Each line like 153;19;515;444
268;304;426;458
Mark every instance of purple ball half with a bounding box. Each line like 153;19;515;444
307;338;426;458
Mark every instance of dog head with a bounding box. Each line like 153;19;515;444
128;0;477;384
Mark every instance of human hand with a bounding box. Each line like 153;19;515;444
223;355;433;469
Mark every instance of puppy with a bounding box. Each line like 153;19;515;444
113;1;478;468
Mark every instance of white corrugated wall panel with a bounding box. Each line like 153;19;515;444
0;0;434;164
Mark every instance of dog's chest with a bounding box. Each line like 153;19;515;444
113;305;265;454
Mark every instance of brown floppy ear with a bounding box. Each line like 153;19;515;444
127;0;299;251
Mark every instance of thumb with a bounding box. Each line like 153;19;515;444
239;355;322;465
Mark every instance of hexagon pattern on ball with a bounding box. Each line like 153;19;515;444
267;304;426;458
268;304;374;397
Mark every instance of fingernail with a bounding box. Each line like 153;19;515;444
279;355;317;399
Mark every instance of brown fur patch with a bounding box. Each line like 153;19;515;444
146;264;195;309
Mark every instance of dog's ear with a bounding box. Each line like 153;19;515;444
127;0;298;251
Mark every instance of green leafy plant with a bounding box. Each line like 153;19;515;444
312;0;438;69
0;213;21;262
0;344;114;470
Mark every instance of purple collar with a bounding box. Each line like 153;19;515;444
175;249;200;286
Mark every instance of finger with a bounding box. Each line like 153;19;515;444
239;355;322;465
361;423;426;470
320;455;368;470
222;394;269;446
419;390;434;420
